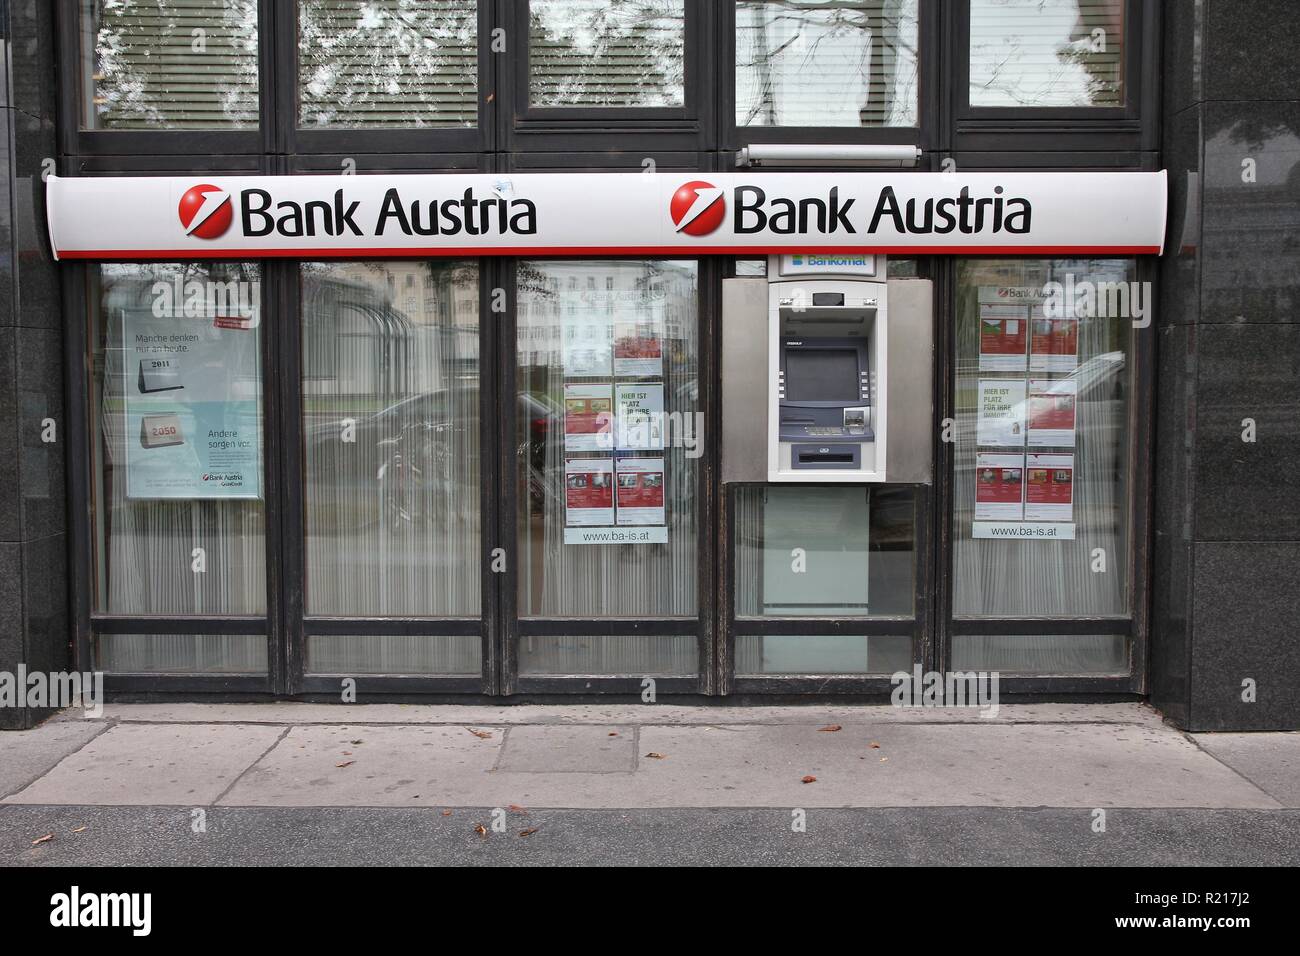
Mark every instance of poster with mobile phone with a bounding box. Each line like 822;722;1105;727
1024;454;1075;521
1027;378;1078;447
976;379;1026;447
563;383;613;451
615;383;665;451
1029;306;1079;373
564;458;614;527
613;319;663;377
615;457;666;526
974;454;1025;520
123;307;262;500
978;303;1029;371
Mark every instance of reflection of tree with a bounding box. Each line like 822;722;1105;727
299;0;477;127
92;0;259;129
529;0;686;107
737;0;917;127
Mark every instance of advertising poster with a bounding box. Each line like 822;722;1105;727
563;383;613;451
1024;454;1075;521
123;309;261;500
562;313;613;376
615;383;665;451
978;303;1029;371
564;458;614;527
613;319;663;377
1029;308;1079;372
976;379;1027;447
1027;378;1078;447
974;454;1025;520
615;457;666;526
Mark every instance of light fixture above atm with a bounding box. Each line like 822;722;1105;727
735;145;922;169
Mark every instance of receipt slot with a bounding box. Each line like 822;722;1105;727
721;254;933;486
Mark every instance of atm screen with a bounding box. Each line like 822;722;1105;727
785;349;860;403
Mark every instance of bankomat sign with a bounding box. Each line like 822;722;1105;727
46;171;1167;260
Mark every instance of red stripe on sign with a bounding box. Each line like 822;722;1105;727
54;244;1164;260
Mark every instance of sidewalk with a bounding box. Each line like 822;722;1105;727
2;702;1298;865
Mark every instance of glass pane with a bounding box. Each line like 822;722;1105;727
90;263;266;618
736;0;919;127
307;634;480;675
517;260;699;621
298;0;478;128
736;634;910;676
952;258;1135;618
301;261;481;617
969;0;1125;107
518;634;696;676
734;485;915;617
81;0;259;130
952;634;1127;674
97;633;267;674
529;0;686;108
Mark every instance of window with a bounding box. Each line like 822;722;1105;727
89;262;266;673
298;0;478;128
969;0;1125;107
528;0;686;108
735;0;919;128
80;0;259;130
952;258;1136;639
516;260;699;674
300;261;482;620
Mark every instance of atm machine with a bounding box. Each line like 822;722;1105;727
722;254;933;671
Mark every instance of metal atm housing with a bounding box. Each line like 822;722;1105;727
721;255;932;487
770;259;886;481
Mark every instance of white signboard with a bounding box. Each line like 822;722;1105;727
46;172;1168;260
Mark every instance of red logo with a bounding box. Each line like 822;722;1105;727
670;180;725;237
178;184;233;240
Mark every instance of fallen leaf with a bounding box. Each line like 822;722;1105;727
801;775;817;784
31;833;53;846
869;742;881;749
71;826;87;834
880;757;888;763
441;809;453;817
336;760;355;768
350;739;363;745
608;732;619;737
342;751;352;756
507;804;529;815
645;752;666;760
818;725;843;732
474;824;488;837
518;827;539;838
466;728;493;739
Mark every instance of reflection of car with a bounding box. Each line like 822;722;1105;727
304;388;559;533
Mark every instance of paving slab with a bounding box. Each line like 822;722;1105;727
94;701;1167;727
495;725;636;773
2;723;285;806
220;724;505;807
1189;732;1300;807
214;719;1279;809
0;718;107;799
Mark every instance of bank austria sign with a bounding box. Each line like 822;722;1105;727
45;171;1167;260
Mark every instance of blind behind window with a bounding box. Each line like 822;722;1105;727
298;0;478;128
82;0;259;130
529;0;686;108
969;0;1125;108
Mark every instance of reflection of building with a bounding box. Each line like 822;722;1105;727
300;262;479;408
